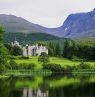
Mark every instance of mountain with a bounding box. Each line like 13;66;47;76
0;14;60;43
37;9;95;38
1;9;95;39
0;14;46;33
51;9;95;38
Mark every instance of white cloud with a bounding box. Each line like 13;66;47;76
0;0;95;27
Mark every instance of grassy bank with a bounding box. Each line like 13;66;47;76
6;69;52;76
14;56;95;69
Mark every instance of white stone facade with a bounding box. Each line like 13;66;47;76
11;41;21;48
22;44;48;56
11;40;48;56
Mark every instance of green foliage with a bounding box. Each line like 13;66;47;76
4;43;13;55
0;44;8;65
55;43;62;56
77;62;91;69
0;26;4;42
74;37;95;46
43;63;64;73
4;32;60;44
62;39;95;60
9;59;18;69
36;39;67;57
18;63;35;70
12;46;22;56
0;25;8;73
5;44;23;56
0;64;6;74
38;52;50;64
9;59;35;70
20;56;29;59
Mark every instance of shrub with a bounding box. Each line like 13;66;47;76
38;52;49;64
9;59;18;69
27;63;35;70
77;62;91;69
9;56;17;59
20;56;29;59
0;64;6;74
43;63;64;73
18;63;36;70
65;65;74;72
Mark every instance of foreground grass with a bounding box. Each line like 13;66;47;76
6;69;52;76
15;56;95;69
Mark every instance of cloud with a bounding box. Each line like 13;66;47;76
0;0;95;27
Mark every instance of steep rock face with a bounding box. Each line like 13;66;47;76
56;9;95;38
36;9;95;38
1;9;95;38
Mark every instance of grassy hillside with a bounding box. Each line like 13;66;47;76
74;37;95;46
15;57;95;69
4;32;60;44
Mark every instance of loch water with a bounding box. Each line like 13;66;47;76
0;74;95;97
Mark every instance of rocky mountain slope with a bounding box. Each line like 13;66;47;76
0;9;95;38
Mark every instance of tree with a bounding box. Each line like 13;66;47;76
48;42;55;56
4;43;13;55
0;25;8;73
55;43;62;56
12;46;22;56
62;40;70;58
38;52;50;65
0;26;4;42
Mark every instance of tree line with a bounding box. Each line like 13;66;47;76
36;39;95;61
0;26;9;73
4;37;95;61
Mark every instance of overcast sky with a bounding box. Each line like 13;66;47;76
0;0;95;28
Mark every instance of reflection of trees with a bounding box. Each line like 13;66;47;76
0;77;23;97
1;75;95;97
49;88;64;97
62;82;95;97
0;78;10;97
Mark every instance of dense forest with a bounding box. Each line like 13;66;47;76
4;36;95;61
4;32;60;44
35;38;95;61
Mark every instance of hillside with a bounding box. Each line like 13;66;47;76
53;9;95;38
4;32;60;44
0;14;46;33
1;9;95;39
74;37;95;46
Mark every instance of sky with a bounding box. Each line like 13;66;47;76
0;0;95;28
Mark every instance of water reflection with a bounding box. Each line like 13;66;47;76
22;88;48;97
0;75;95;97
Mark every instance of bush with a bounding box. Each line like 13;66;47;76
79;62;91;69
65;65;74;72
0;64;6;74
27;63;35;70
38;52;49;64
43;63;64;73
9;59;18;69
77;62;91;69
19;63;35;70
71;56;87;62
9;56;17;59
20;56;29;59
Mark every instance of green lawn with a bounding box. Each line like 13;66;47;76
15;57;95;69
